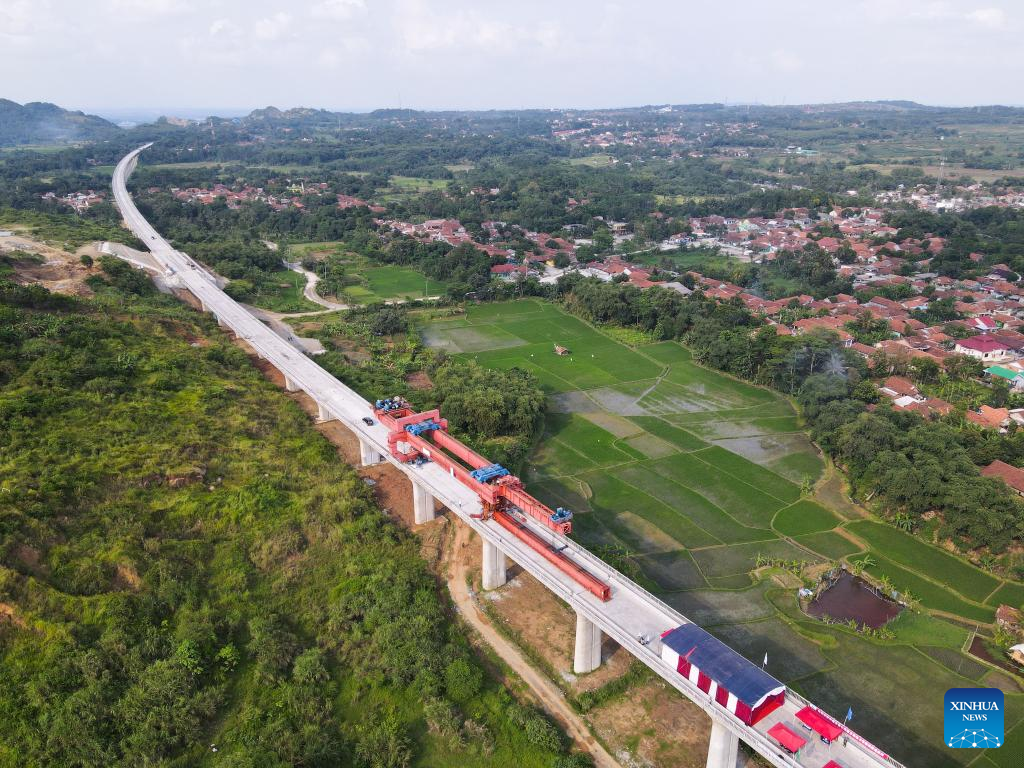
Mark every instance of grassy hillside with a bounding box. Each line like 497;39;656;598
0;279;575;767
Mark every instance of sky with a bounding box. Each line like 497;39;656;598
2;0;1022;117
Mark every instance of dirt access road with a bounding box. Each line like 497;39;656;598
446;522;620;768
234;357;619;767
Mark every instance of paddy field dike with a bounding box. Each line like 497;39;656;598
422;299;1024;768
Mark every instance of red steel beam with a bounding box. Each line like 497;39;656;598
431;429;492;470
500;483;571;534
377;400;575;535
492;510;611;601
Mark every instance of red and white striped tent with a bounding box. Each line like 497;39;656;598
661;623;786;726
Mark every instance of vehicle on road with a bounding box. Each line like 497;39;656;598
362;416;374;426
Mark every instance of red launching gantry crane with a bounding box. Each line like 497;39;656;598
374;397;612;601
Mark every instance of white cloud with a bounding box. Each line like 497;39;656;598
208;18;240;38
396;0;562;54
0;0;47;44
318;37;370;67
968;7;1006;27
253;12;292;41
318;49;342;68
2;0;1023;112
311;0;366;21
859;0;1011;28
105;0;191;14
770;49;803;74
0;0;36;27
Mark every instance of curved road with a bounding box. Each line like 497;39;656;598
284;260;350;310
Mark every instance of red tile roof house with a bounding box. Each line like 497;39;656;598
917;397;954;417
876;339;946;365
996;604;1023;631
992;332;1024;352
879;376;922;401
954;335;1016;364
922;330;952;344
865;296;903;313
849;342;877;359
337;194;372;209
994;314;1024;329
490;264;528;279
816;236;844;253
969;315;1000;332
981;460;1024;496
900;296;930;311
967;406;1011;431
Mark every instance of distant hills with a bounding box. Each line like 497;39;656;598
2;97;1021;148
0;99;121;146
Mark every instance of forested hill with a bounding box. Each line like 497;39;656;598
0;99;121;146
0;269;571;767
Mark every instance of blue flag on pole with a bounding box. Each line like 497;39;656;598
846;707;854;722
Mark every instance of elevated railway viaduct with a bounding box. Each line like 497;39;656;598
113;146;904;768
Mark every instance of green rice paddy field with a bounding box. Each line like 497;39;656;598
288;242;446;303
423;299;1024;767
340;266;445;304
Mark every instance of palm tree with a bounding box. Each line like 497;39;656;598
877;575;894;597
892;513;914;532
853;554;876;576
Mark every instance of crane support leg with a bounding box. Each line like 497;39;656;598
705;719;739;768
413;482;435;524
359;439;383;467
481;539;507;590
573;612;602;674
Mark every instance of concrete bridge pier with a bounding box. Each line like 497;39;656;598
481;539;508;590
283;375;300;392
359;439;383;467
573;611;603;674
317;402;334;422
705;719;739;768
412;481;436;524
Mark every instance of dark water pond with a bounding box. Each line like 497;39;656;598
807;571;902;628
968;636;1021;676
